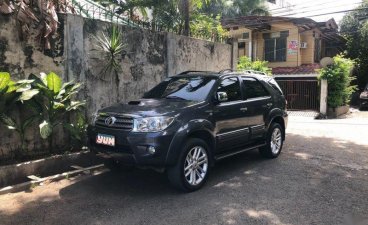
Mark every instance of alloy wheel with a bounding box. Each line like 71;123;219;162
270;127;282;154
184;146;208;186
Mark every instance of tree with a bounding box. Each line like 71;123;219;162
340;0;368;89
199;0;269;18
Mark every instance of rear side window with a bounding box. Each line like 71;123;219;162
267;78;284;95
242;78;270;99
218;77;242;102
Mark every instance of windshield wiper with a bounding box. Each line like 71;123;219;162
165;96;187;100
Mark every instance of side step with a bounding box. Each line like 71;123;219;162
214;143;266;161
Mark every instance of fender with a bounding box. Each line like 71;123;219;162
265;108;288;140
265;108;284;128
164;119;216;166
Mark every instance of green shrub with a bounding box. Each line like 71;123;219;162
237;56;271;75
0;71;87;160
319;55;357;108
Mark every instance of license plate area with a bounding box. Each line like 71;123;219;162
96;133;115;147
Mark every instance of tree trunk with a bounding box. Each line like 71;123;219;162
182;0;190;36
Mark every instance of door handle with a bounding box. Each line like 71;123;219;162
240;107;248;111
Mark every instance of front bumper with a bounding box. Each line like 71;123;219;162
88;125;175;166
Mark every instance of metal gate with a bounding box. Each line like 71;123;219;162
277;79;320;111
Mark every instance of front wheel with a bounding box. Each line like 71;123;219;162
259;123;284;158
167;138;210;192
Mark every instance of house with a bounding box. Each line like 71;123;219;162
222;16;345;76
222;16;346;111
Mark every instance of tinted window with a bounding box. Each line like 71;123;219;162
143;76;216;101
242;78;269;99
217;77;242;102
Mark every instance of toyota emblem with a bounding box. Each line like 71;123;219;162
105;116;117;126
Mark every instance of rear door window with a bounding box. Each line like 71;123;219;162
241;77;270;99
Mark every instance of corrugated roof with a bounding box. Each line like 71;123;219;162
272;64;321;75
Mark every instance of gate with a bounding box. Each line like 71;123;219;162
276;79;320;111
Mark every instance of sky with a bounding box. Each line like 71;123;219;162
269;0;363;24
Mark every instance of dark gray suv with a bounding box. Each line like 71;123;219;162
88;70;288;191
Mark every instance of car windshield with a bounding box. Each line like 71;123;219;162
143;76;217;101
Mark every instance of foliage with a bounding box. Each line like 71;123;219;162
190;14;228;42
0;72;40;152
0;0;74;49
340;0;368;89
95;25;125;75
237;56;271;75
29;72;85;151
64;112;88;149
93;0;269;41
318;55;357;108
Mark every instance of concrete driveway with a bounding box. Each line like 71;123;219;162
1;112;368;225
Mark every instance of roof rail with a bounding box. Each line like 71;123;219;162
178;71;217;75
241;70;267;75
218;69;234;74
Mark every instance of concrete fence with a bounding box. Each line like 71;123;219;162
0;14;233;156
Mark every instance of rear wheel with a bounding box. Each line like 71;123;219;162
259;123;284;158
167;138;210;192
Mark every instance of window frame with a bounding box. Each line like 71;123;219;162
216;76;244;103
264;37;287;62
240;77;271;100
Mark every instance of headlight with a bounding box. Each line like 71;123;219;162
361;92;368;99
133;116;174;132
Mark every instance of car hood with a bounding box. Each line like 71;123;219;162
99;99;205;117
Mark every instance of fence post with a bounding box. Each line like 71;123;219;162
320;79;328;114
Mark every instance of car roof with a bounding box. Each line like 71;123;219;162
175;70;271;81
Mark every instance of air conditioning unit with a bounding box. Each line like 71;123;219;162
300;42;308;48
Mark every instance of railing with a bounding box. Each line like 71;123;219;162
70;0;140;27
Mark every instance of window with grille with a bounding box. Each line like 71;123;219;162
263;31;288;62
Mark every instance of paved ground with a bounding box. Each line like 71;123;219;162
1;111;368;225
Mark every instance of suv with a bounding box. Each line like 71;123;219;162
88;70;288;191
360;83;368;109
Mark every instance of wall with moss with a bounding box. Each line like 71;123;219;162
0;14;232;157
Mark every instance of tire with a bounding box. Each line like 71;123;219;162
104;158;134;172
259;123;284;159
167;138;211;192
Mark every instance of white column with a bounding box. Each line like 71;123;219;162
320;79;328;114
248;31;252;60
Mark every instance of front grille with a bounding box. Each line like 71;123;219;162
95;113;134;131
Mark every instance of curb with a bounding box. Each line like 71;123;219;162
0;164;106;195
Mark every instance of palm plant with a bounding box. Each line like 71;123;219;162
0;72;40;153
29;72;85;152
95;25;125;99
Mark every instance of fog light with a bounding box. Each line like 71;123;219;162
148;146;156;154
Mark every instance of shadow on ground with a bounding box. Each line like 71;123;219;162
1;134;368;225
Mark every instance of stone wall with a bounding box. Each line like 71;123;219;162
0;14;233;156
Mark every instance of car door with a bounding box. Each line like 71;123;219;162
241;77;272;140
214;77;250;152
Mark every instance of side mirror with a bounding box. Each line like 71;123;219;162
216;92;228;102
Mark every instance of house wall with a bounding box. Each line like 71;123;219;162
0;14;232;157
229;22;322;68
300;30;316;64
